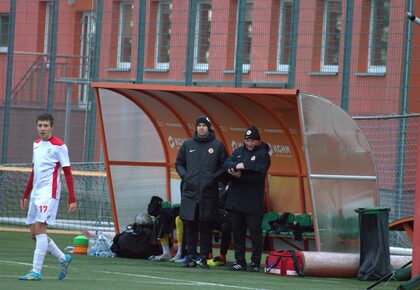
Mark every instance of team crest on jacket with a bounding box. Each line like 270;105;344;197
208;148;214;154
251;155;256;161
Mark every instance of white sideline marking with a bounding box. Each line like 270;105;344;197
0;259;266;289
0;275;57;280
0;259;49;268
99;270;268;290
0;272;190;284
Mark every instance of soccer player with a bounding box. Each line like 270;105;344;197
19;113;77;281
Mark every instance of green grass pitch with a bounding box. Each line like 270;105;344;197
0;230;402;290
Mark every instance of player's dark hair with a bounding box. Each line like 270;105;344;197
36;113;54;127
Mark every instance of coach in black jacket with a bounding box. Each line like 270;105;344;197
223;125;271;272
175;116;228;268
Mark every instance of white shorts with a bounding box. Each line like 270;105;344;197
26;197;59;225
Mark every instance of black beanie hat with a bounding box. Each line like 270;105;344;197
196;116;211;129
244;125;260;141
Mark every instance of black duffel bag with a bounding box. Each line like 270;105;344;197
111;223;159;259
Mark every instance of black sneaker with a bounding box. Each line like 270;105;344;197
183;255;197;268
248;263;259;272
198;257;210;269
231;262;247;271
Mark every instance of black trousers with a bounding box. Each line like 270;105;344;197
213;215;232;256
231;210;263;266
183;205;213;258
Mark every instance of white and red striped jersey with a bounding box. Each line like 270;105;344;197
31;136;70;200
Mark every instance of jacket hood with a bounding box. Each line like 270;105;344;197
260;142;270;152
193;129;216;142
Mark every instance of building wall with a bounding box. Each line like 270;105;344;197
0;0;418;162
0;1;414;110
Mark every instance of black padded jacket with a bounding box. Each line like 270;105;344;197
223;142;271;216
175;130;228;221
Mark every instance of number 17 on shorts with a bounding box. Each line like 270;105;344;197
26;198;59;225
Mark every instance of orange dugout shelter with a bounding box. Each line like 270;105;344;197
92;83;378;253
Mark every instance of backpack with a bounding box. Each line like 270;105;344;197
268;213;314;241
269;212;295;233
147;196;163;217
111;223;159;259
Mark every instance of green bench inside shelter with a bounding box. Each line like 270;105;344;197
262;211;315;251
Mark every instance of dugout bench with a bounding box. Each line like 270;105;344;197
262;212;315;251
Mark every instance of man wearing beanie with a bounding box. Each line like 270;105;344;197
223;125;271;272
175;116;228;269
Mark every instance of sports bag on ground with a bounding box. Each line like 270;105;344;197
110;223;159;259
264;250;304;276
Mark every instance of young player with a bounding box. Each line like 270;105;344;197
19;113;77;281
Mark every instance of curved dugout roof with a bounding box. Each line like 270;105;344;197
93;83;378;253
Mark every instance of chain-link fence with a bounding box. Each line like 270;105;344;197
1;0;418;161
355;114;418;248
0;162;113;231
0;0;418;247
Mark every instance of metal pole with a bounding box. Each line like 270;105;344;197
234;0;246;88
413;119;420;275
1;0;16;164
340;0;354;111
135;0;147;83
46;0;59;113
287;0;300;89
185;0;197;86
408;4;420;268
64;83;72;145
401;0;412;115
394;0;414;221
86;0;103;161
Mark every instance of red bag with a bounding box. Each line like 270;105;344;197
264;250;304;276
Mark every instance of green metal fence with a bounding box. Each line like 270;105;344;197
0;0;418;247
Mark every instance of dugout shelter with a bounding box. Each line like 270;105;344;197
92;83;378;253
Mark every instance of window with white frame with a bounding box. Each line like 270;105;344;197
155;1;172;70
193;1;212;71
117;2;133;69
321;0;341;73
0;14;9;52
277;0;292;72
368;0;389;74
43;2;53;55
235;0;253;72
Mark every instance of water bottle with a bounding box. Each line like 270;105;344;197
88;238;98;256
64;246;73;253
